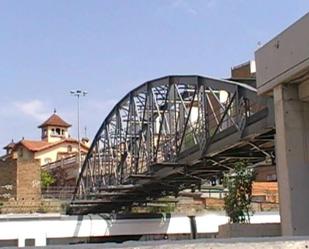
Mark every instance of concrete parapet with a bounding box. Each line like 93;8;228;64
218;223;281;238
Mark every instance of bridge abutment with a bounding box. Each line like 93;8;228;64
274;84;309;235
256;13;309;236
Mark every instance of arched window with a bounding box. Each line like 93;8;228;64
56;128;61;135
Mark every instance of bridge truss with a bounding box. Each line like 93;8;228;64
71;75;275;213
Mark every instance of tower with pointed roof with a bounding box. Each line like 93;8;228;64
38;110;71;143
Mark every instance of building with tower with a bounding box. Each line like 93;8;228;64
2;111;89;166
0;111;90;195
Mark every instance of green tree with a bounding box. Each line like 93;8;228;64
41;170;56;188
224;161;255;223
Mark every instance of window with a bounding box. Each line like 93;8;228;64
51;128;56;135
56;128;61;135
25;239;35;246
266;174;277;181
67;145;72;152
61;129;65;135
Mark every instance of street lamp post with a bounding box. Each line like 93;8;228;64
70;90;87;175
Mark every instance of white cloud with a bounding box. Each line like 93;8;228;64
14;99;50;121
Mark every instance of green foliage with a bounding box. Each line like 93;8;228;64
131;202;176;214
41;170;56;188
146;203;176;213
60;202;70;214
223;161;255;223
183;132;196;150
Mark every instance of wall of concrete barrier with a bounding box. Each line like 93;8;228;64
0;212;280;247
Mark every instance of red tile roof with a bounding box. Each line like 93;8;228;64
18;140;50;152
15;139;89;152
38;114;71;128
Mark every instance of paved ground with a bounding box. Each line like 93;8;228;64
14;236;309;249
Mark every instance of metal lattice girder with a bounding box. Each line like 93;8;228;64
72;75;274;206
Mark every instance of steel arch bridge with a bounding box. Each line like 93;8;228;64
71;75;275;213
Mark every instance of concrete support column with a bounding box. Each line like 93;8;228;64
18;237;25;247
274;84;309;235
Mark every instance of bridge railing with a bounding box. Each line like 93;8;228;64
176;98;267;153
41;186;75;201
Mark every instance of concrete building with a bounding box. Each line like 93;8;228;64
256;12;309;235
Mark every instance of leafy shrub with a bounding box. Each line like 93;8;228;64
224;161;255;223
41;170;56;188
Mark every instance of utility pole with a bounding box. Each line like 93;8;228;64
70;90;87;175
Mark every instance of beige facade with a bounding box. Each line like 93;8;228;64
35;142;81;165
41;126;70;143
14;140;88;166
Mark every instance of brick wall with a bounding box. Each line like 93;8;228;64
252;181;278;203
231;62;254;78
255;166;277;182
0;158;41;203
0;159;17;201
203;197;225;210
16;159;41;201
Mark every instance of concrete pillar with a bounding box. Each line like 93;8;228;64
35;235;47;246
274;84;309;235
18;235;46;247
18;237;25;247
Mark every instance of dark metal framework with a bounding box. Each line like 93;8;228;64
72;75;274;212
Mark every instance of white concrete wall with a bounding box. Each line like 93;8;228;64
255;13;309;94
0;212;280;247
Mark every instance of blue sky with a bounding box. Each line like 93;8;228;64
0;0;308;151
